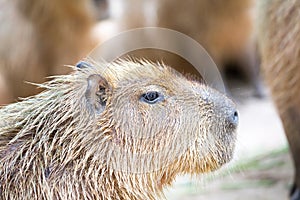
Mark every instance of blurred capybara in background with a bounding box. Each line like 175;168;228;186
106;0;263;97
0;59;238;199
93;0;109;20
0;0;99;105
257;0;300;199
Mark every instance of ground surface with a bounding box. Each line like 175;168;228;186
165;86;292;200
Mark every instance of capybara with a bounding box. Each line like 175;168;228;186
0;59;238;199
0;0;97;105
107;0;263;96
256;0;300;199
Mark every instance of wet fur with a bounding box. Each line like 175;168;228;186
0;59;237;199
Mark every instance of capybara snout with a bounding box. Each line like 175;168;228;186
195;86;239;130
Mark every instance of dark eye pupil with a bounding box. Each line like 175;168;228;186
145;92;158;101
140;91;163;104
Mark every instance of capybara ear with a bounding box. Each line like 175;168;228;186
85;74;110;114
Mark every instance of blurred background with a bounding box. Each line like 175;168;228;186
0;0;292;199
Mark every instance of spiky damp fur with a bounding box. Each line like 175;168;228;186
0;59;237;199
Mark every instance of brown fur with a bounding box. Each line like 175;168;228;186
256;0;300;198
0;59;238;199
157;0;253;66
0;0;97;105
110;0;262;95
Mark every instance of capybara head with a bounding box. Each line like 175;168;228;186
0;59;238;199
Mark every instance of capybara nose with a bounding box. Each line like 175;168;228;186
201;87;239;130
229;110;239;128
223;107;239;130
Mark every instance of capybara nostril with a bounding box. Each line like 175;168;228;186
230;110;239;128
223;107;239;130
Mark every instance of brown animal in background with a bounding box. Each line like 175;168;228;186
257;0;300;199
110;0;262;96
0;59;238;199
0;0;97;105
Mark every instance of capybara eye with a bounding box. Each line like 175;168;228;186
76;61;92;69
140;91;164;104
